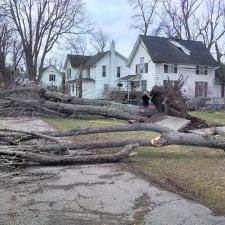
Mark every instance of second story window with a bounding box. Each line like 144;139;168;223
67;68;71;79
136;63;148;73
117;67;121;77
164;64;177;73
87;68;90;78
196;66;207;75
102;65;106;77
49;74;55;82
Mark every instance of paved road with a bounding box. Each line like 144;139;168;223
0;117;225;225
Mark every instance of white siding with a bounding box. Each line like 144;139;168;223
41;66;62;88
128;40;219;98
214;83;223;98
65;60;80;81
82;82;96;99
155;63;217;98
129;41;156;91
64;52;128;99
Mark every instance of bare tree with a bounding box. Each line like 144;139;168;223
160;0;202;40
0;21;12;86
194;0;225;51
91;28;110;53
2;0;90;82
68;35;87;55
129;0;159;35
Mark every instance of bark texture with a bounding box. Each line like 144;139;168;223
0;144;138;166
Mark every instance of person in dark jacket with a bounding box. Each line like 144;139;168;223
142;92;150;108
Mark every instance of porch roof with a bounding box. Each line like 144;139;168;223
120;74;141;82
67;78;95;83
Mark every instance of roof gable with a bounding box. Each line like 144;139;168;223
84;51;110;67
142;35;218;66
42;65;63;76
67;55;91;68
129;35;218;67
66;50;127;68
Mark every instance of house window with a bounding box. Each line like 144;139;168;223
87;68;90;78
221;84;225;97
102;65;106;77
49;74;55;82
76;83;79;96
67;68;71;79
174;64;177;73
136;63;148;74
67;84;71;93
72;83;75;93
164;64;177;73
195;82;208;97
164;65;168;73
117;67;121;77
141;80;147;91
196;66;207;75
163;80;178;86
131;81;140;90
104;84;109;91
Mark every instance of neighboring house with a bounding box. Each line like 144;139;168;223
126;35;220;98
40;65;64;91
215;64;225;98
64;41;128;99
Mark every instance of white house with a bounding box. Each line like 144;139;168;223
40;65;64;91
126;35;222;98
64;41;129;99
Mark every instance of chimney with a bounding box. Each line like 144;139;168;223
110;40;116;84
111;40;116;54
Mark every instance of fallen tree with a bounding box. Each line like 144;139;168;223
151;132;225;151
6;98;145;121
0;144;138;166
2;128;225;153
45;123;171;137
0;84;224;170
150;76;190;118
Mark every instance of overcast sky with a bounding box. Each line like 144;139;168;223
86;0;139;58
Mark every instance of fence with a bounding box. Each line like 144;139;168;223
191;97;225;111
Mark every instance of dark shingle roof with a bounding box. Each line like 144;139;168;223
140;35;218;66
67;55;91;67
67;51;127;68
84;51;109;67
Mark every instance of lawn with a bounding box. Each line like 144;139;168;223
189;111;225;125
45;113;225;215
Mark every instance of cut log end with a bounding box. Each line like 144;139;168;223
151;135;167;147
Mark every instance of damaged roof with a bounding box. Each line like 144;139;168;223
130;35;218;67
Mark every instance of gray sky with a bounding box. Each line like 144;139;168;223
86;0;139;58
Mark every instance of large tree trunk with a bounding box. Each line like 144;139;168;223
11;139;149;153
7;130;225;153
46;123;171;137
151;132;225;151
6;98;145;121
0;85;43;96
0;144;138;166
